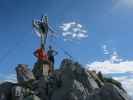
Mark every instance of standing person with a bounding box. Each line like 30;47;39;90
33;45;50;80
47;46;58;71
34;44;48;62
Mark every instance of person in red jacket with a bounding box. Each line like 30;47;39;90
34;46;48;61
33;45;52;79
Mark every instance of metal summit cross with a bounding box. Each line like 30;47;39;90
33;15;52;50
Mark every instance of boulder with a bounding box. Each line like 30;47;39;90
51;59;131;100
0;82;15;100
0;59;131;100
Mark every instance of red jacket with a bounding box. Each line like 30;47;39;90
34;48;48;61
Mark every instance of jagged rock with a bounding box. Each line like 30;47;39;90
0;59;131;100
16;64;35;84
0;82;15;100
51;59;131;100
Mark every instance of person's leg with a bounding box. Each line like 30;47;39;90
51;57;54;71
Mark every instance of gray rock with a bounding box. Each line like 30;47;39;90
0;82;15;100
51;59;131;100
0;59;131;100
16;64;35;84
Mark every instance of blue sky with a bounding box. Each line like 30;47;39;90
0;0;133;76
1;0;133;98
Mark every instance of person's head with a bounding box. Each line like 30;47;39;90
49;45;52;50
45;16;48;23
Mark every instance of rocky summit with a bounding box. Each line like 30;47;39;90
0;59;131;100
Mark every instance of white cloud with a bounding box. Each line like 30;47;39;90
60;22;88;41
0;73;17;83
113;0;133;8
114;76;133;97
61;22;75;31
86;52;132;74
110;51;123;63
102;45;110;55
86;51;133;99
86;60;133;74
